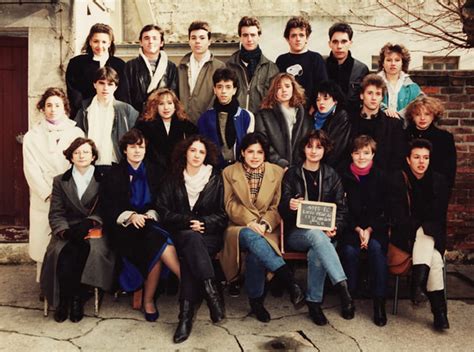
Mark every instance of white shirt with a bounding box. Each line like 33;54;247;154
72;165;95;200
189;51;211;94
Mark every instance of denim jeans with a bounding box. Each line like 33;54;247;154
286;228;347;303
340;238;388;298
239;228;286;299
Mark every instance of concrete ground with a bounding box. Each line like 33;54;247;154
0;264;473;352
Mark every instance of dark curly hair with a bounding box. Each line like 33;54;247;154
36;87;71;117
378;42;411;73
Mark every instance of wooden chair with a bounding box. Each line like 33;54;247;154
44;287;100;317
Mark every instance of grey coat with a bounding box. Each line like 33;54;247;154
40;168;116;308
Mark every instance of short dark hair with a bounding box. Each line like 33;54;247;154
239;132;270;162
298;129;333;161
407;138;432;157
139;24;165;47
36;87;71;117
361;74;387;96
82;23;116;56
212;68;239;90
238;16;261;36
328;22;353;40
315;80;345;107
284;16;312;39
188;21;211;39
93;66;119;85
119;129;146;155
63;137;99;165
351;135;377;154
378;43;411;73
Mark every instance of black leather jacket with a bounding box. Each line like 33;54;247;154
319;107;351;170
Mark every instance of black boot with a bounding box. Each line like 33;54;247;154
274;265;305;309
427;290;450;331
249;296;271;322
203;279;225;323
307;301;327;326
335;280;355;320
411;264;429;305
54;296;69;323
69;295;84;322
373;297;387;327
173;300;195;343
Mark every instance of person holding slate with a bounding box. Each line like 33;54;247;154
279;129;354;326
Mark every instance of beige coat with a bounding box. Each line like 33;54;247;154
22;118;84;263
220;162;283;282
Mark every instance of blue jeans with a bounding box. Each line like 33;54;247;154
340;238;388;298
286;228;347;303
239;228;286;299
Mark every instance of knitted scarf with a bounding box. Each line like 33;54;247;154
350;160;373;182
214;96;239;148
243;162;265;203
313;105;336;130
240;46;262;79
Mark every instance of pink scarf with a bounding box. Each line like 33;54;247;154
350;161;373;181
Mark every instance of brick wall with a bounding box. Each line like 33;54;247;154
410;70;474;261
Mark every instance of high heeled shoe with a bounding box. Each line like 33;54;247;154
144;302;159;322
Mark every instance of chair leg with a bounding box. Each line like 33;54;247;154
43;298;48;317
94;287;99;317
132;288;143;310
392;276;399;315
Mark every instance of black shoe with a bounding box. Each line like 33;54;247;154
69;296;84;323
249;296;271;322
54;297;69;323
307;301;327;326
373;297;387;327
270;277;285;297
411;264;430;305
427;290;450;331
203;279;225;323
274;264;305;309
228;281;241;297
173;300;194;343
336;280;355;320
144;302;159;322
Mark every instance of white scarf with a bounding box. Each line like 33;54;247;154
72;165;95;200
139;48;169;93
93;53;109;68
43;116;73;153
86;96;116;165
188;51;211;94
378;70;407;111
184;164;213;210
280;104;297;143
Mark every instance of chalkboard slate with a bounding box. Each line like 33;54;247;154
296;201;336;231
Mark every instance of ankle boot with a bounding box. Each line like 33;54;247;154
249;296;271;322
54;296;69;323
203;278;225;323
173;300;195;343
411;264;430;305
307;301;327;326
336;280;355;319
69;295;84;323
427;290;450;331
373;297;387;327
274;264;305;309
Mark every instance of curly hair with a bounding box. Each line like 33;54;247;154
63;137;99;165
169;135;219;181
298;129;333;162
81;23;116;56
36;87;71;117
378;43;411;73
406;96;445;124
141;88;189;122
284;16;312;39
260;73;306;109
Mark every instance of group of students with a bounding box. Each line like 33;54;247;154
22;15;456;344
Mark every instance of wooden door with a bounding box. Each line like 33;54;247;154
0;37;28;226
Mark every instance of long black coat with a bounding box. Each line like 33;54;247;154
388;169;449;253
155;171;228;253
406;123;456;192
340;165;389;250
279;163;347;237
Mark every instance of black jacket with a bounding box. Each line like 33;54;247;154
255;104;312;168
279;163;347;237
340;165;389;249
406;123;456;192
124;55;178;112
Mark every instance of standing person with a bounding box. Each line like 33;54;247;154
125;24;178;113
136;88;197;165
23;88;84;285
66;23;128;118
75;67;139;169
279;130;354;326
101;129;181;322
350;74;405;173
221;132;305;323
198;68;254;168
389;139;450;331
227;16;280;114
255;73;311;168
340;135;389;327
405;96;457;193
178;21;225;124
377;43;422;124
276;16;328;110
326;22;369;116
155;136;227;343
41;138;115;323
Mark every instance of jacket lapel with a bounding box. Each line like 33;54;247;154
230;163;255;211
80;176;99;211
62;177;87;215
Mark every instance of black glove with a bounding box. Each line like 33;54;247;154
67;219;95;242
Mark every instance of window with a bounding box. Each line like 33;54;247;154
371;56;379;71
422;56;459;70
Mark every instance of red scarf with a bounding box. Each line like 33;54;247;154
350;161;373;181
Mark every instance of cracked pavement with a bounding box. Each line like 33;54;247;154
0;264;473;351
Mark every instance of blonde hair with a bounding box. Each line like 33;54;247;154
141;88;189;122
